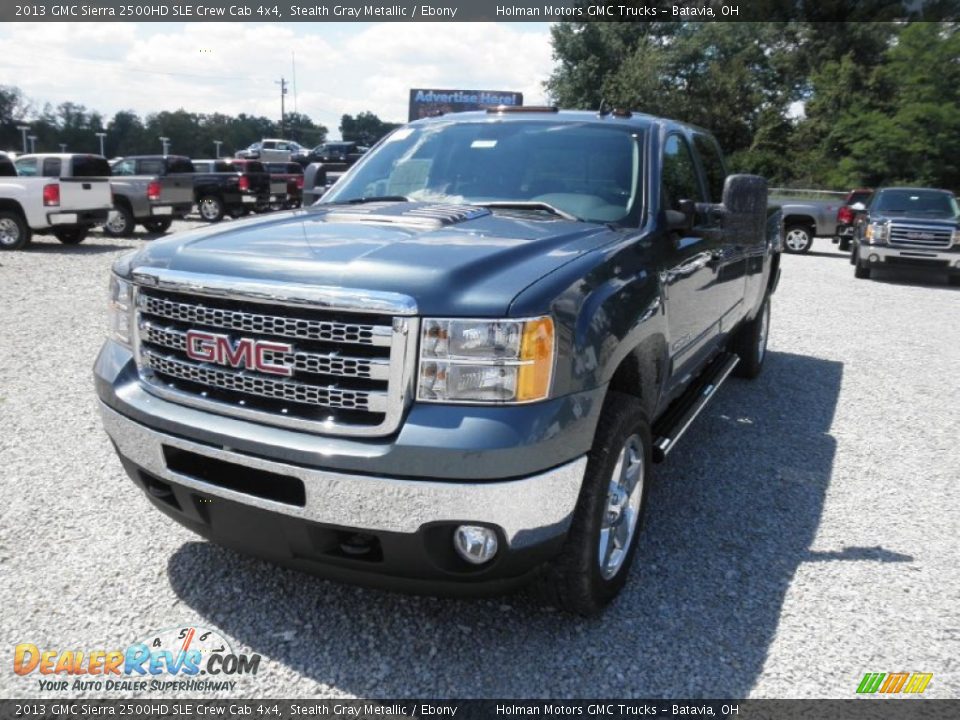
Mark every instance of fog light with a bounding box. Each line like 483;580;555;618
453;525;498;565
869;254;879;263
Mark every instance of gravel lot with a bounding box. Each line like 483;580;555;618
1;225;957;700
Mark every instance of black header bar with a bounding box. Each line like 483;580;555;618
3;1;958;23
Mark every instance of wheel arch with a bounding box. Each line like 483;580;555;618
0;198;27;219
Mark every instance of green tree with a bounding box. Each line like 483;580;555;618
339;112;400;146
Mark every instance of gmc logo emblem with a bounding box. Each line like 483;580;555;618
185;330;293;377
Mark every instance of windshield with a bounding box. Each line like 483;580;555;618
872;189;959;219
323;120;643;224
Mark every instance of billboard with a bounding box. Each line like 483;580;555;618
408;88;524;121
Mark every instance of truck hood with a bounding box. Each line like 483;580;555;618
129;202;618;316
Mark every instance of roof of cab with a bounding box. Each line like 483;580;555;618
410;108;661;130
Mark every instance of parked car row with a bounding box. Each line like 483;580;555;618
235;137;368;169
0;151;316;249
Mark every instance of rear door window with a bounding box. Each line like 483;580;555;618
138;159;164;175
42;158;63;177
72;156;111;177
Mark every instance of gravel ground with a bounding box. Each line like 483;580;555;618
1;226;957;700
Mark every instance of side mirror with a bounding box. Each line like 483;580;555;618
667;198;696;231
722;174;767;215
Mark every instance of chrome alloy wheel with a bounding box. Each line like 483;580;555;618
105;210;129;234
199;198;221;220
598;434;645;579
0;218;21;246
757;300;770;363
784;228;811;252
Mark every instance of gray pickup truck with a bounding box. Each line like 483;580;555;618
95;108;781;615
107;155;196;236
777;197;840;254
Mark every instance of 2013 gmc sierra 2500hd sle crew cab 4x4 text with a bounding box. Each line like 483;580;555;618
95;109;782;615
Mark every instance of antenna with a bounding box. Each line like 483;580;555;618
292;52;298;115
275;77;288;136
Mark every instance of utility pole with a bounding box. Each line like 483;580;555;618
159;136;170;155
96;132;107;156
28;135;37;153
275;77;288;136
214;140;222;158
17;126;29;153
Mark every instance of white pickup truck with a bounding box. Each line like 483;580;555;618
0;152;113;250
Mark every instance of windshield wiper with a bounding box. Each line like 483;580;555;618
474;201;579;222
340;195;410;204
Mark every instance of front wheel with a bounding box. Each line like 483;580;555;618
732;296;770;379
783;225;813;254
198;196;225;222
532;393;651;616
0;211;31;250
53;226;88;245
853;249;872;279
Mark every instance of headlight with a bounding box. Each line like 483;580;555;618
865;221;888;243
108;274;133;347
417;317;555;404
953;228;960;246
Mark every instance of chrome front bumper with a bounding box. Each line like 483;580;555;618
860;243;960;267
100;403;587;549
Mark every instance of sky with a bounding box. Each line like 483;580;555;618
0;21;556;139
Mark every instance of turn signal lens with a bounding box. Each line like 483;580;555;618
517;317;554;402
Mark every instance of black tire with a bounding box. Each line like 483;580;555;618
53;226;88;245
732;296;770;379
103;203;135;238
198;195;225;222
532;392;651;616
783;224;814;254
142;218;173;234
838;238;851;252
948;275;960;287
853;249;871;279
0;211;31;250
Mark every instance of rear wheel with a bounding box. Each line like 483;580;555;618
732;296;770;379
53;226;88;245
838;238;851;252
103;204;134;237
532;393;651;616
142;218;173;234
0;211;31;250
783;225;813;254
198;196;225;222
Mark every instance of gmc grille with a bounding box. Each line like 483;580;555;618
134;287;416;437
888;222;953;249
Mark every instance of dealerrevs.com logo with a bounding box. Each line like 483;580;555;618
13;626;261;693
